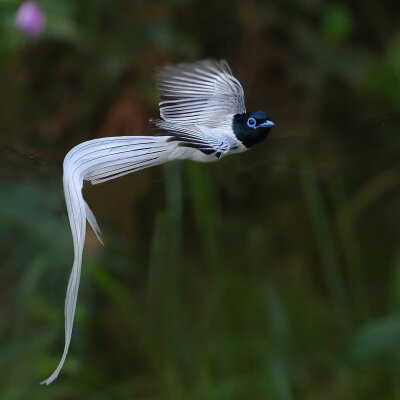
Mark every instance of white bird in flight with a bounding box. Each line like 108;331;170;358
41;59;274;384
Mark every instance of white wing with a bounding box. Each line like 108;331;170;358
153;118;239;158
155;60;246;127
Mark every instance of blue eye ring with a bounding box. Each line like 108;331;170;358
247;117;256;128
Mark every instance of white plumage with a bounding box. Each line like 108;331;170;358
156;59;246;126
41;60;255;384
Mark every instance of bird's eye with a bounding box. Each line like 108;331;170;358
247;117;256;128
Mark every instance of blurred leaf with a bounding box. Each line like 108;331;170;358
352;316;400;362
322;4;353;45
363;35;400;106
389;251;400;313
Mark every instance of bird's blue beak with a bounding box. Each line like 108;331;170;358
260;120;274;128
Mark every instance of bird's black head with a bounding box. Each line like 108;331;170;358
233;111;274;148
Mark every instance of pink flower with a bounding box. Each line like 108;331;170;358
15;1;46;36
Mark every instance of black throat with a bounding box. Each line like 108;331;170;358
232;113;271;148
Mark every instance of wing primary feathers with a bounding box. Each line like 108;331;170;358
155;59;245;127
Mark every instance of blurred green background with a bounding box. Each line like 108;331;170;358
1;0;400;399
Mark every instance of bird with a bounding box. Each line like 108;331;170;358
41;59;274;385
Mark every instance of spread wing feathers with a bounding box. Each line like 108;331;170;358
41;135;179;385
153;118;237;157
155;59;246;127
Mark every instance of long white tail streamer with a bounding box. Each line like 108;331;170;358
41;135;179;385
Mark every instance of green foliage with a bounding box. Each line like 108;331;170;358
1;0;400;399
322;4;353;45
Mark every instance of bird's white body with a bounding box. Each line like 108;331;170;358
42;60;271;385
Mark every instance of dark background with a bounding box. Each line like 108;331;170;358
1;0;400;399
